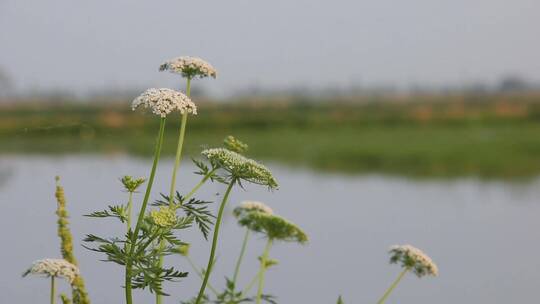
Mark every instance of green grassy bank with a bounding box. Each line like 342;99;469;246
2;94;540;178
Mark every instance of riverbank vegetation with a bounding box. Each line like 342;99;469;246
3;93;540;178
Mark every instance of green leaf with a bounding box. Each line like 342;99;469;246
85;205;128;223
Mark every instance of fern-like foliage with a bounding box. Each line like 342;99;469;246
153;192;214;240
193;158;228;184
180;278;277;304
84;205;128;223
84;209;193;295
131;265;188;295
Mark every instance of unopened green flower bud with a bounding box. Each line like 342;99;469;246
223;135;249;154
121;176;146;193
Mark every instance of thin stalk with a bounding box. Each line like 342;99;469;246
183;168;218;203
168;112;188;205
126;192;133;231
195;180;236;304
156;78;192;304
232;228;250;288
50;276;56;304
241;274;259;298
255;239;273;304
376;267;409;304
185;256;219;296
125;117;166;304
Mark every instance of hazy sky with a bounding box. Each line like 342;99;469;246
1;0;539;96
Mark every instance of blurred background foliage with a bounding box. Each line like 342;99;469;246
2;92;540;178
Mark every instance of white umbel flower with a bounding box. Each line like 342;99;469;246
23;259;80;283
389;245;438;277
238;201;274;215
159;56;217;79
132;88;196;118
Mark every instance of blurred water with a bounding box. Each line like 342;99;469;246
1;155;539;303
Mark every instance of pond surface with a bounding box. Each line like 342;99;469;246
1;155;539;303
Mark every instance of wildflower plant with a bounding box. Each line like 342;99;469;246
179;202;301;304
55;177;91;304
236;210;307;304
85;88;195;304
22;54;443;304
231;201;273;291
155;56;215;304
192;148;278;304
376;245;438;304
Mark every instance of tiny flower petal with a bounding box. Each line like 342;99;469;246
150;206;177;228
388;245;438;277
132;88;197;118
234;201;273;219
159;56;217;79
23;259;80;283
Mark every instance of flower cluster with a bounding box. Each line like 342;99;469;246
23;259;80;283
150;206;178;228
121;176;146;193
389;245;438;277
159;56;217;79
223;135;248;154
234;201;273;219
132;88;197;118
201;148;278;189
238;212;308;244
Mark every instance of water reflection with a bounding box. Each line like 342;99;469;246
2;155;539;303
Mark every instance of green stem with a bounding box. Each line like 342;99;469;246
167;76;191;205
168;112;188;205
186;256;219;296
127;192;133;231
182;168;218;203
156;78;192;304
194;180;236;304
232;228;250;288
50;276;56;304
125;117;166;304
256;239;273;304
376;267;409;304
241;274;259;298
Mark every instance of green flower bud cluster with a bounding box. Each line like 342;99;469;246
121;176;146;193
223;136;248;154
150;206;178;228
237;212;308;244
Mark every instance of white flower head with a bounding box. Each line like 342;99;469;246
23;259;80;283
234;201;273;217
201;148;278;189
389;245;438;277
132;88;196;118
159;56;217;79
